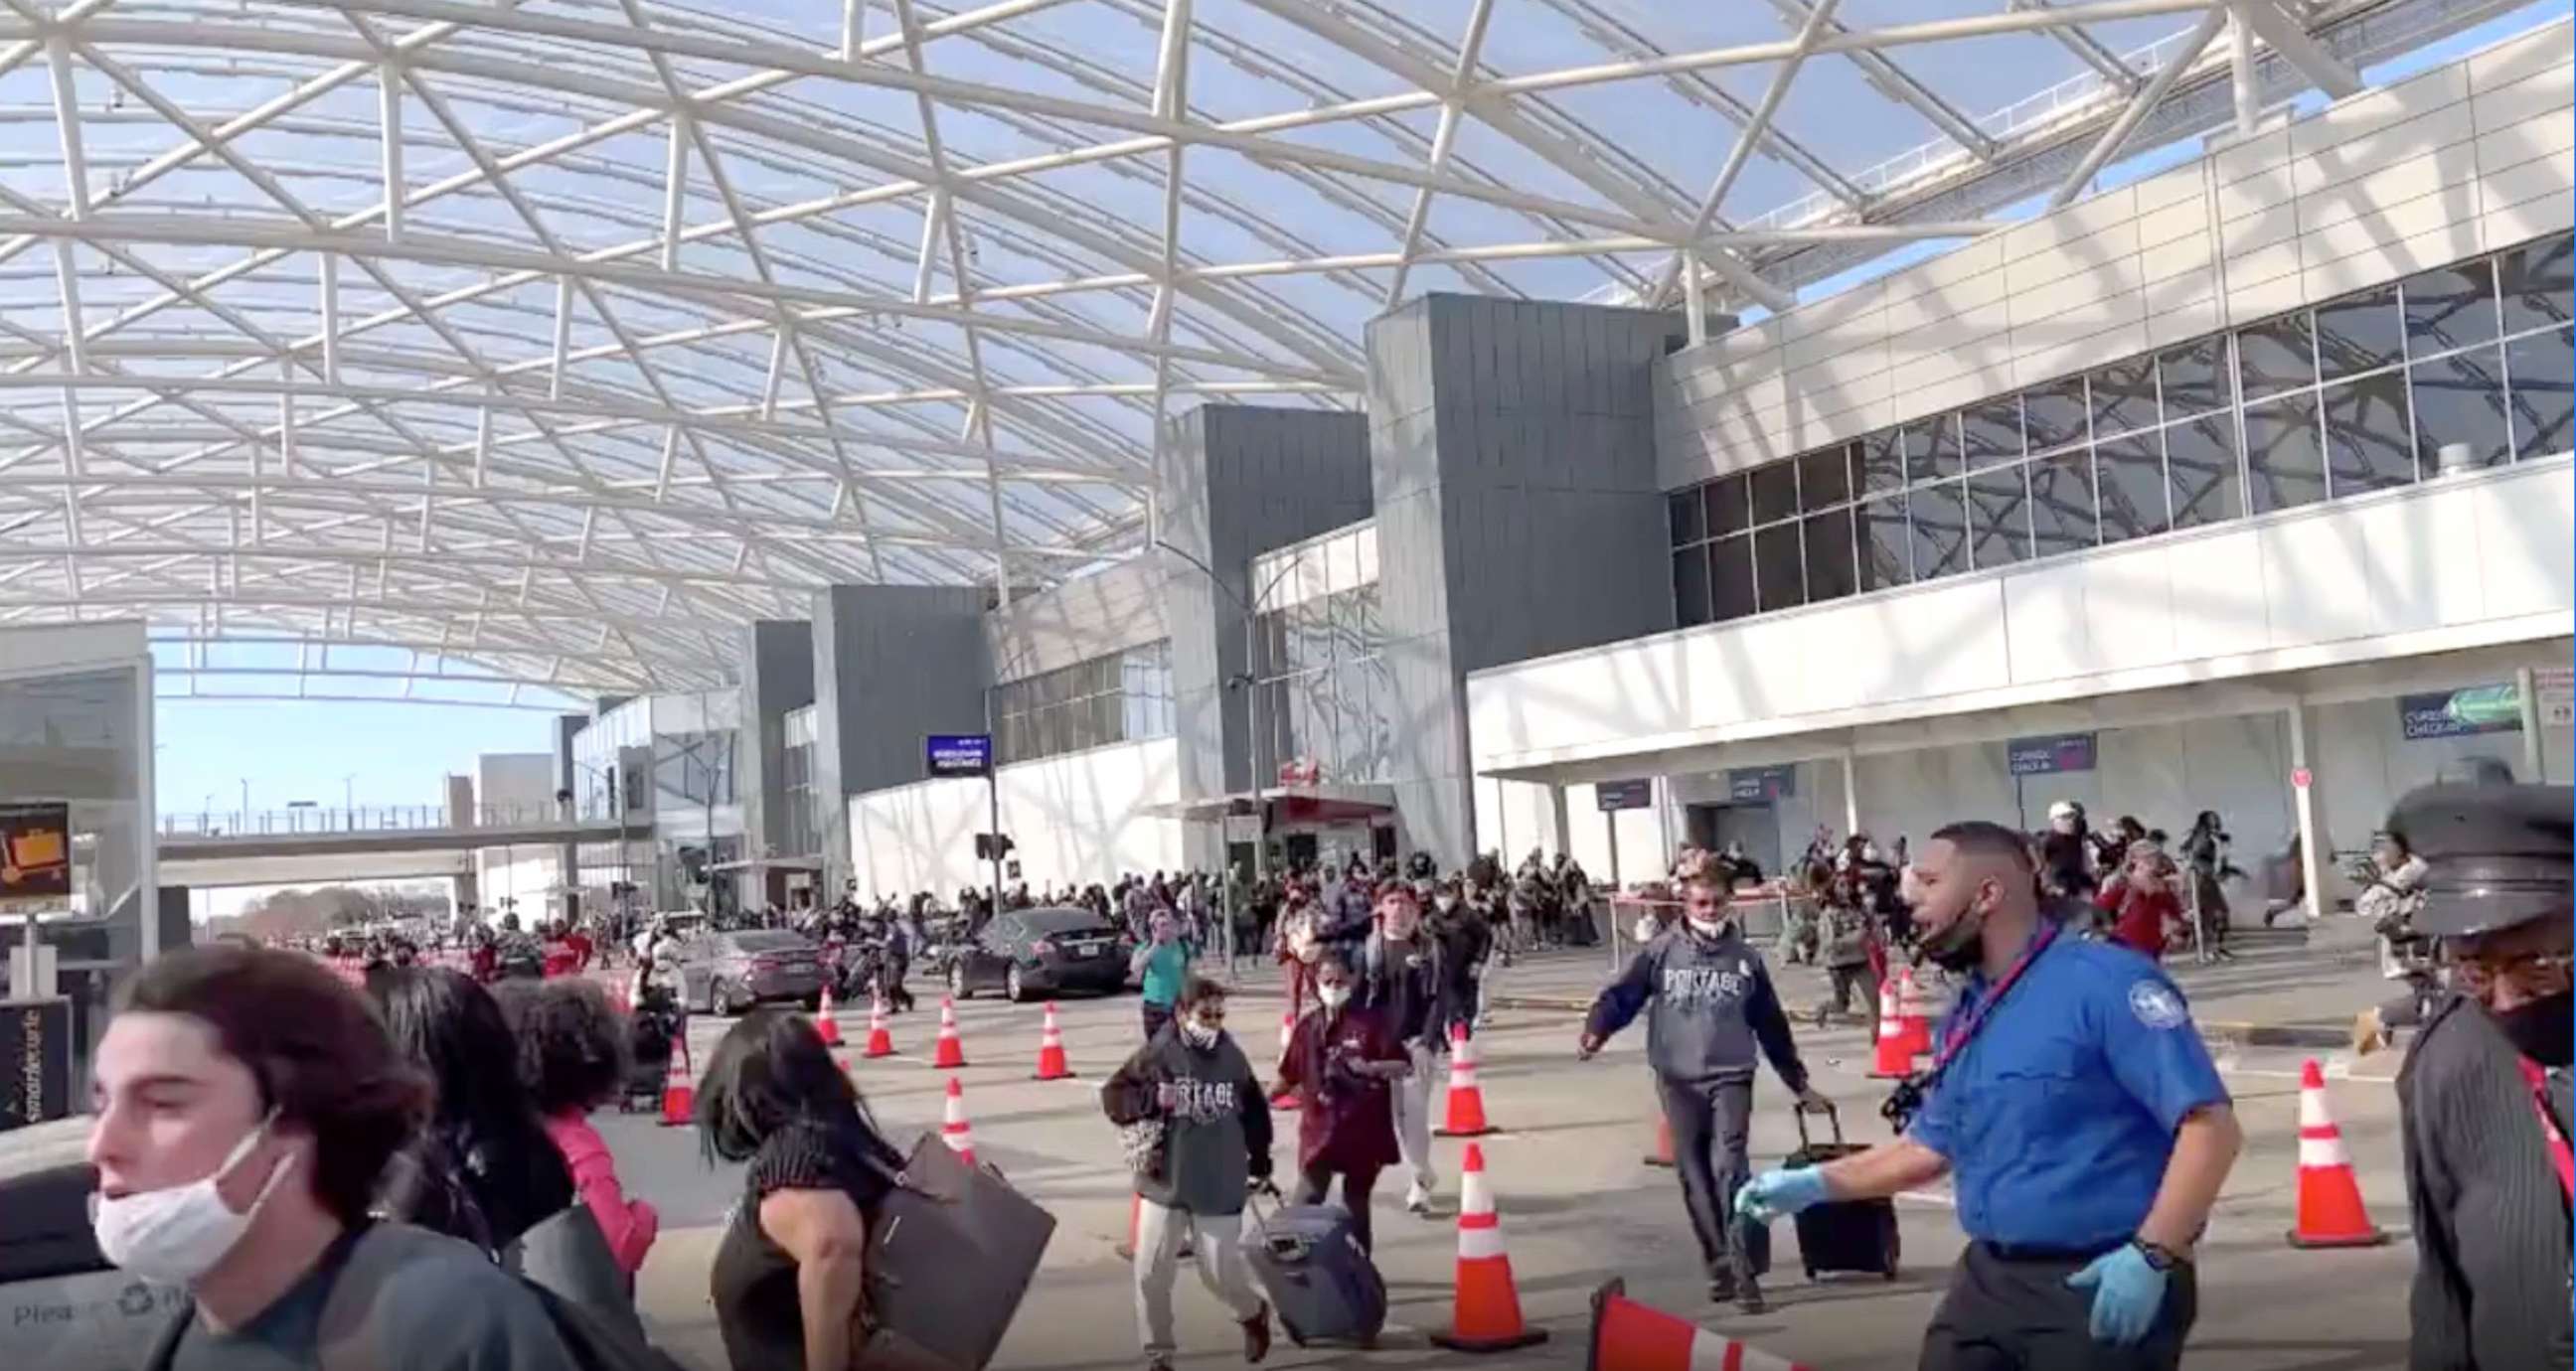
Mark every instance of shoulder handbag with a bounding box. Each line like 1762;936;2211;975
500;1202;645;1343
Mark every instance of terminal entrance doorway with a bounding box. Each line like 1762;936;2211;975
1685;802;1780;878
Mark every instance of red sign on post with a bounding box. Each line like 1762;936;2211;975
2292;767;2313;790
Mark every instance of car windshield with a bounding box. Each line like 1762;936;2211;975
1025;909;1111;937
727;932;809;953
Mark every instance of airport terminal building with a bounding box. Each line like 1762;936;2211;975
539;20;2574;918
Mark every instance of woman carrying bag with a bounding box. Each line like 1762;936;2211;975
696;1009;910;1371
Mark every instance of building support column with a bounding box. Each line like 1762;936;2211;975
2517;666;2546;782
1547;784;1571;860
2287;700;2327;924
1840;749;1860;838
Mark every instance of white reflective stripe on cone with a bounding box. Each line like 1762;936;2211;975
1459;1169;1495;1217
1456;1224;1509;1261
1688;1331;1800;1371
2298;1089;2331;1130
2298;1135;2349;1169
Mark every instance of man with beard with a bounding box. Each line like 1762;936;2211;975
1736;821;2239;1368
1580;871;1826;1313
2388;782;2571;1371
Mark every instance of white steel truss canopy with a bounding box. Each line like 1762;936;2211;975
0;0;2530;694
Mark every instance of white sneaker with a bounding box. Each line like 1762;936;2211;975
1405;1182;1433;1214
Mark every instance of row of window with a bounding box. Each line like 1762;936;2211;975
1670;232;2574;627
989;641;1177;766
1252;573;1392;785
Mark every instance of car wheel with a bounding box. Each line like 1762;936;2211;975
949;964;971;1000
718;980;747;1016
1005;965;1027;1003
800;991;823;1013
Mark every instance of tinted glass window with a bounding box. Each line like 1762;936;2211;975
2238;314;2316;398
2405;260;2498;356
1750;463;1800;525
1858;430;1906;496
2160;337;2228;417
2500;233;2573;337
2027;451;2097;558
2508;325;2574;461
1674;545;1711;626
2245;392;2327;513
1709;535;1757;622
1905;415;1961;484
2022;380;2089;453
2166;416;2241;531
2092;357;2159;437
1967;466;2031;567
1962;399;2025;470
1909;479;1968;580
1703;474;1750;537
1798;446;1852;510
1026;910;1111;935
1669;489;1705;545
1802;508;1856;603
2315;284;2404;381
2409;346;2510;474
2095;431;2169;543
2323;370;2416;494
1753;523;1805;611
1857;493;1910;591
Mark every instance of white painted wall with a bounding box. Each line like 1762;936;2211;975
848;737;1185;899
1655;21;2573;487
1470;459;2573;776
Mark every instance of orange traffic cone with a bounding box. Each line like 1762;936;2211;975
1587;1278;1809;1370
1428;1143;1548;1353
932;995;968;1069
2288;1058;2386;1248
1436;1021;1494;1137
1642;1113;1676;1168
813;984;843;1047
1894;968;1933;1056
658;1035;694;1127
1269;1009;1299;1111
1867;979;1916;1079
863;994;895;1059
940;1076;977;1167
1033;1001;1075;1080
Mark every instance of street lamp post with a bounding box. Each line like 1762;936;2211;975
1154;539;1302;965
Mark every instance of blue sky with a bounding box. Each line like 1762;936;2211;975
145;2;2560;826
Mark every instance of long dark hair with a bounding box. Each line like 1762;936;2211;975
375;967;572;1247
695;1008;902;1171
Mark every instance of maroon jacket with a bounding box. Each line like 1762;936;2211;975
1276;1003;1405;1172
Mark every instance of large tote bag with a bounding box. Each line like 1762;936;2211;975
859;1137;1057;1371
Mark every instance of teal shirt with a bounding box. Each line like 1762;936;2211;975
1138;941;1192;1006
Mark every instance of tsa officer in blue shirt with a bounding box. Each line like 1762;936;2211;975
1736;821;2243;1369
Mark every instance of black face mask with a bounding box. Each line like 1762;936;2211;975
1915;904;1987;974
2492;990;2573;1067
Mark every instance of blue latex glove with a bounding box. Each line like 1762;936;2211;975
1731;1166;1828;1224
2065;1244;2168;1346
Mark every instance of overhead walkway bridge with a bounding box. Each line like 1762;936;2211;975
157;805;649;887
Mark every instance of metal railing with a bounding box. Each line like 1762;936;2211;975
157;802;627;838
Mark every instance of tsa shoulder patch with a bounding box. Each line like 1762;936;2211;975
2128;979;2187;1031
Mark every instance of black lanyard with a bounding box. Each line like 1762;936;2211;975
1923;922;2061;1084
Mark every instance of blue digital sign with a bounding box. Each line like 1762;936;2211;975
925;733;994;778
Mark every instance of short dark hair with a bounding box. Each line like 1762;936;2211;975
116;945;428;1224
490;977;628;1116
1177;976;1228;1013
1930;820;2038;872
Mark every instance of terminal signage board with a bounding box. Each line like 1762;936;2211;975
925;733;995;779
1595;779;1654;812
2399;685;2522;740
0;996;72;1132
0;803;71;912
2008;732;2097;777
1725;765;1796;804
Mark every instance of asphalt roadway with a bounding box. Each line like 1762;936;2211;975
608;950;2422;1371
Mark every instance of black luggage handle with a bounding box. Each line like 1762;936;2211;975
1792;1098;1843;1149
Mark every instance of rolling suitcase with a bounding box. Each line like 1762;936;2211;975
1239;1192;1387;1347
1786;1102;1900;1281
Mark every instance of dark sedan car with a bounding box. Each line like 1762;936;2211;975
948;907;1128;1002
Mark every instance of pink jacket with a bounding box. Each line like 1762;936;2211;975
545;1111;659;1275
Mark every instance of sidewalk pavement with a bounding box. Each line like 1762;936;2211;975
1210;914;2396;1052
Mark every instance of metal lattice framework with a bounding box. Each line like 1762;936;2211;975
0;0;2523;695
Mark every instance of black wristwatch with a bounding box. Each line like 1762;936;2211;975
2130;1238;2188;1271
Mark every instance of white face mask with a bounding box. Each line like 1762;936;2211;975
1686;915;1728;938
1318;984;1352;1010
1180;1019;1220;1049
92;1114;292;1287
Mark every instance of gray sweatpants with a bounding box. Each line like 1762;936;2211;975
1132;1200;1262;1356
1390;1040;1438;1196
